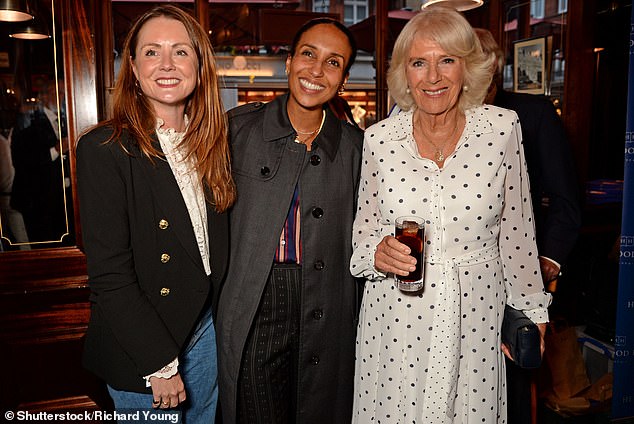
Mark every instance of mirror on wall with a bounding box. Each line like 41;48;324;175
0;0;73;251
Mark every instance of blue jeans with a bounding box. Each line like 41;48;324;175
108;307;217;423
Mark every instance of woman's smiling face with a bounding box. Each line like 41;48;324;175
131;16;199;117
285;23;352;111
405;34;464;116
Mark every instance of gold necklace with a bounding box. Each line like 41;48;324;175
416;115;461;163
294;110;326;144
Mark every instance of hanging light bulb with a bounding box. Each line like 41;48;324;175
0;0;33;22
10;17;50;40
421;0;484;11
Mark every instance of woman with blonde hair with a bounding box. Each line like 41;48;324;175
350;6;551;422
76;5;234;421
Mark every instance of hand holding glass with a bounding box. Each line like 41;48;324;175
394;216;425;292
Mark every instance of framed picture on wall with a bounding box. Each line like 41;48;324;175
513;37;547;94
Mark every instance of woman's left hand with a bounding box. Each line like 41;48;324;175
501;322;548;362
150;373;186;409
500;342;512;361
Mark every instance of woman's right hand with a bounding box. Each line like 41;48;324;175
374;235;417;277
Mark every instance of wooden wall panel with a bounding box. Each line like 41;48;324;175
562;0;595;183
0;0;105;416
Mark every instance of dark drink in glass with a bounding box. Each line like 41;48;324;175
395;216;424;292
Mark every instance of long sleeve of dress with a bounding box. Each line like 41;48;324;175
499;117;552;323
349;132;387;281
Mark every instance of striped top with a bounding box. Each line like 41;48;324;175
274;185;301;264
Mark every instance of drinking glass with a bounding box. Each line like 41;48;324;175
394;216;425;292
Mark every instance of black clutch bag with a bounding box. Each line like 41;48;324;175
502;305;542;369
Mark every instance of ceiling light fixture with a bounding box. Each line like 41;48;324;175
421;0;484;12
10;17;50;40
0;0;32;22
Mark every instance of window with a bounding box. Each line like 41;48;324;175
530;0;545;19
343;0;368;25
558;0;568;14
313;0;330;14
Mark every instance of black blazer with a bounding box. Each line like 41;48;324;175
76;126;229;392
494;90;581;264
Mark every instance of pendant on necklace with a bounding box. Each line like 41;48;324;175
435;150;444;162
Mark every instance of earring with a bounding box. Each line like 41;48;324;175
463;85;469;92
135;80;143;96
285;68;289;75
338;84;345;96
406;87;411;94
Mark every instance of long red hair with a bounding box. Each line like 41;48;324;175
94;5;235;212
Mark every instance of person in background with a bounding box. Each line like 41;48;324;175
216;17;363;424
476;28;581;289
10;81;68;244
0;85;30;250
76;5;234;421
349;7;551;423
475;27;581;424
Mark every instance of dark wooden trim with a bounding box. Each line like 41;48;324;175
0;0;98;414
195;0;210;34
19;395;100;413
375;0;388;120
486;0;502;42
96;0;115;122
518;0;531;39
562;0;595;183
62;0;99;252
0;247;86;285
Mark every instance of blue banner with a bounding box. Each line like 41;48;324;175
611;11;634;420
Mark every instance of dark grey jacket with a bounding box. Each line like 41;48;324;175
217;94;363;423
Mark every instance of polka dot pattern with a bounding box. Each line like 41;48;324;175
350;106;551;423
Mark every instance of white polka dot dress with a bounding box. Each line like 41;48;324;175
349;106;552;423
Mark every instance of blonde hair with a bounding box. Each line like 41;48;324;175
387;6;495;112
92;5;235;212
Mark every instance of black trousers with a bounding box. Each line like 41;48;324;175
237;263;301;424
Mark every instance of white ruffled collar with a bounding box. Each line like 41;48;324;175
156;116;188;144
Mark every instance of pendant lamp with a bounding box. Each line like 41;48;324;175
0;0;32;22
10;17;50;40
421;0;484;11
